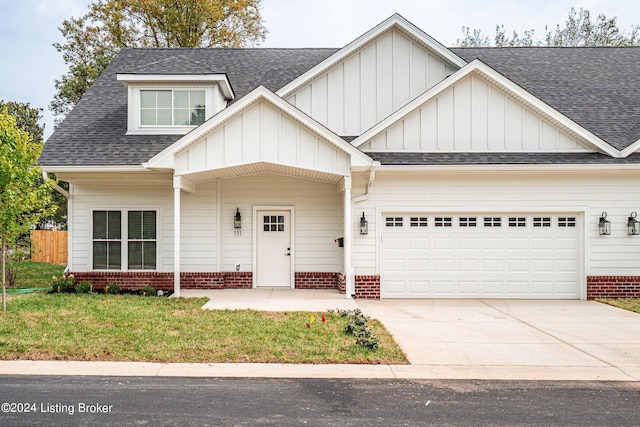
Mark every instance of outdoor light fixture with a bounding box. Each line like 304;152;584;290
628;212;640;235
360;212;368;235
599;212;611;235
234;208;242;229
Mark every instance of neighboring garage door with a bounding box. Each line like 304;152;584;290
381;213;581;299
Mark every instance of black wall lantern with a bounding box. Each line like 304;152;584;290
599;212;611;235
360;212;368;235
628;212;640;235
234;208;242;229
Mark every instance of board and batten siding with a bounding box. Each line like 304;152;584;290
175;100;350;178
359;73;591;152
286;29;457;136
352;171;640;277
220;174;342;273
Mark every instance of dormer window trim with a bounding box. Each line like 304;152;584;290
117;74;234;135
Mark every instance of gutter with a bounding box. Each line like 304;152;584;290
351;170;376;204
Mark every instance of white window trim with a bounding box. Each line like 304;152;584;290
90;207;161;272
126;84;222;135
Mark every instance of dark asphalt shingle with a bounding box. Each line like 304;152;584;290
368;152;640;165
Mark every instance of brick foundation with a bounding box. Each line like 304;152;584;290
294;272;343;291
71;271;252;291
587;276;640;299
354;275;381;299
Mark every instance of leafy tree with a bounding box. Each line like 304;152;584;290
0;101;44;143
0;111;55;311
50;0;268;122
455;7;639;47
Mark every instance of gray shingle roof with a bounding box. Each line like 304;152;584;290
451;47;640;151
368;152;640;165
40;48;339;166
41;45;640;167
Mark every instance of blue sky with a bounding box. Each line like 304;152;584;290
1;0;638;140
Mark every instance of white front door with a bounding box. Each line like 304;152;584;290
256;210;292;287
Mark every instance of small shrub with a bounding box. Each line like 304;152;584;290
75;281;93;294
330;308;379;350
105;282;121;295
51;275;75;293
139;285;156;297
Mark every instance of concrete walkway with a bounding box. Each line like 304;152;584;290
2;291;639;381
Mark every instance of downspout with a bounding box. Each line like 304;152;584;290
349;169;375;299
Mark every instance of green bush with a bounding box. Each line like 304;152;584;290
104;282;121;295
51;275;75;293
75;281;93;294
139;285;157;297
330;308;379;350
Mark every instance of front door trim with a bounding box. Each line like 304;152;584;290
253;205;295;288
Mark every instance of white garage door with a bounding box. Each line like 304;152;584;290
381;213;581;299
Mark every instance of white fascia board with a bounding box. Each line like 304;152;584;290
352;59;620;158
276;13;466;98
620;139;640;157
145;86;375;170
117;73;234;100
42;165;146;173
372;163;640;173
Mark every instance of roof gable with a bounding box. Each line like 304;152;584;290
276;14;466;100
145;86;374;176
354;60;618;157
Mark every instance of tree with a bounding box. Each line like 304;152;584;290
0;110;55;311
0;101;44;143
455;7;640;47
50;0;268;122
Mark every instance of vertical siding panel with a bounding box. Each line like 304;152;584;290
470;75;489;150
327;65;345;133
311;75;328;126
387;121;404;150
392;30;411;110
436;88;455;151
505;98;524;150
360;43;377;131
344;53;361;134
376;32;394;122
261;104;280;162
207;130;224;169
454;77;472;150
427;54;447;88
403;110;421;150
420;101;438;151
280;113;298;165
241;103;261;162
523;110;540;149
487;86;505;151
224;115;243;164
410;42;427;99
295;86;312;116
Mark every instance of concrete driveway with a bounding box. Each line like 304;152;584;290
357;299;640;381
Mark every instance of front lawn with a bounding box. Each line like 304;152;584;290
11;261;66;289
0;293;407;364
597;298;640;314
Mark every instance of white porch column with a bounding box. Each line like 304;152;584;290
173;179;182;297
343;177;353;298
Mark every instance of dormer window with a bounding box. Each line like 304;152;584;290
117;74;234;135
140;89;206;126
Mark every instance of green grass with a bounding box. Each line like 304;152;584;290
0;293;408;364
11;261;65;289
597;298;640;314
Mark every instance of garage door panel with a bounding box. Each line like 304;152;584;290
381;212;581;299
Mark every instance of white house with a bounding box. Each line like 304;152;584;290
41;14;640;299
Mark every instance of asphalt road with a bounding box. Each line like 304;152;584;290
0;376;638;426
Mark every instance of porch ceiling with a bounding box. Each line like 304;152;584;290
179;161;345;184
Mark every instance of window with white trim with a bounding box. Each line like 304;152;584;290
93;211;122;270
386;217;403;227
484;217;502;227
508;217;527;227
140;90;205;126
92;210;157;271
410;217;428;227
533;217;551;227
434;217;452;227
128;211;157;270
263;215;285;232
459;217;477;227
558;217;577;227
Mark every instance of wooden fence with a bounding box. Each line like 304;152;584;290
31;230;68;264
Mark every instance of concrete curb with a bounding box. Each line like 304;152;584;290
1;361;638;381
